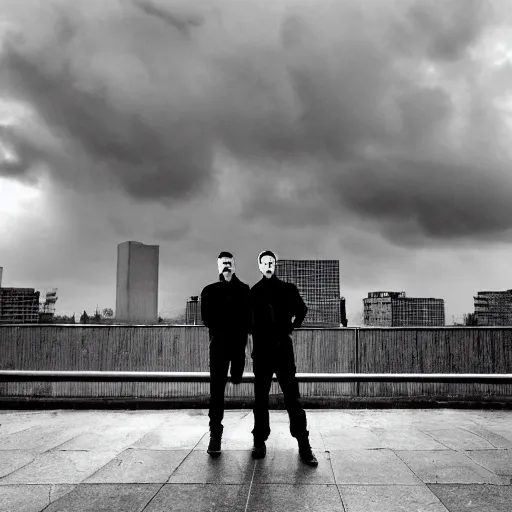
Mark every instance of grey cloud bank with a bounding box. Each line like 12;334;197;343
1;0;512;323
1;0;511;243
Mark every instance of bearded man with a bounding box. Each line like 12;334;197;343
201;251;251;456
249;250;318;467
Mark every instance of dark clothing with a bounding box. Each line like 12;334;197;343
201;274;251;338
251;336;307;441
208;333;247;437
250;276;309;442
251;275;308;338
201;274;251;437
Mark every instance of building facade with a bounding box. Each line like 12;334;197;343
275;259;341;327
364;291;445;327
185;296;203;325
474;290;512;326
115;241;159;324
0;288;40;324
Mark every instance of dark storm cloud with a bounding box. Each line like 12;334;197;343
153;222;191;241
335;157;512;242
398;0;491;61
1;0;214;201
1;0;511;244
133;0;204;36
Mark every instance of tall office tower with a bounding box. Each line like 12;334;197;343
474;290;512;326
0;266;3;287
116;241;159;324
363;291;445;326
185;296;203;325
275;259;341;327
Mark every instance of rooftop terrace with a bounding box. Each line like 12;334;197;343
1;408;511;511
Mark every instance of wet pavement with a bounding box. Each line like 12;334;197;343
0;408;512;511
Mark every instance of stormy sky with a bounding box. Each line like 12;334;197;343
1;0;512;325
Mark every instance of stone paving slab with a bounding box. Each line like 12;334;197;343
464;449;512;478
0;450;36;478
462;426;512;449
396;450;503;484
428;484;512;512
322;427;384;450
252;450;333;484
423;428;497;451
84;449;188;484
0;450;119;485
144;483;250;512
0;409;511;511
370;427;448;450
43;483;161;512
52;427;149;452
131;425;208;450
247;484;343;512
168;450;255;484
331;449;422;485
340;484;449;512
0;425;83;452
0;484;75;512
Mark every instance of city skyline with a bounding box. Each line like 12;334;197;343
1;0;512;326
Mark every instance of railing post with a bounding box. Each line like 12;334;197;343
355;327;360;397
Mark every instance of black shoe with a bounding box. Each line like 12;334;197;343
207;436;221;457
252;440;266;459
298;440;318;467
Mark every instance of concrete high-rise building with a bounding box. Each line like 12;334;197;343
340;297;348;327
0;288;40;324
116;241;159;324
474;290;512;326
0;268;40;323
363;291;445;327
185;296;203;325
275;259;341;327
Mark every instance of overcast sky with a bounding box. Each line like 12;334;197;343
1;0;512;325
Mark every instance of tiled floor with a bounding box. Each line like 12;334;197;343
1;408;512;511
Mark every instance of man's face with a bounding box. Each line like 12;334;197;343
259;255;275;279
217;257;235;277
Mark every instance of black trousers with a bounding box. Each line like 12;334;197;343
251;334;308;442
208;334;246;438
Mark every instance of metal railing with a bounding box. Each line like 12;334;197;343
1;370;512;384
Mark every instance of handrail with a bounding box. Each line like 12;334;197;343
1;370;512;384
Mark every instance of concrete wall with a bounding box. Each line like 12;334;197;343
1;325;512;405
115;241;159;324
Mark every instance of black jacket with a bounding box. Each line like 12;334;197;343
201;274;251;338
250;275;308;338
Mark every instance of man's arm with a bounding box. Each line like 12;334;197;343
243;284;252;338
200;286;213;329
291;284;308;329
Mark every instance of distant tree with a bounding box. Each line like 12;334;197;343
463;313;478;326
167;311;187;325
102;308;114;318
92;309;102;323
53;314;76;324
80;310;90;324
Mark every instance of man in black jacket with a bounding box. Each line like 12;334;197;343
250;250;318;467
201;251;251;456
